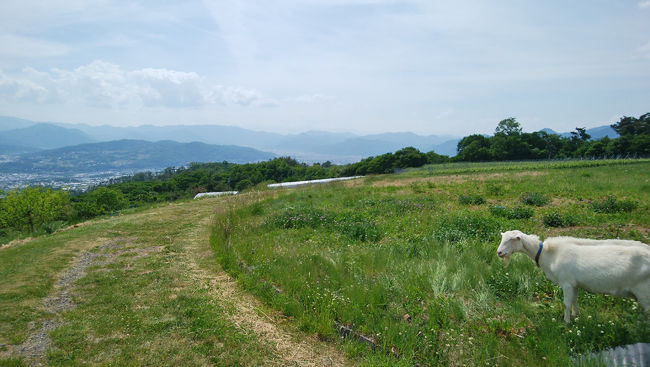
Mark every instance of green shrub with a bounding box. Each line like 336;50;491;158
542;212;578;227
591;196;638;214
434;213;502;243
459;194;485;205
490;206;533;219
332;212;382;242
521;192;550;206
266;207;381;242
266;207;330;229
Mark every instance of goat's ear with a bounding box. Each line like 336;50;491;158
500;232;504;236
515;235;521;240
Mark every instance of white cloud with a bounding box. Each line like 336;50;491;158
0;70;49;102
638;1;650;9
0;60;272;108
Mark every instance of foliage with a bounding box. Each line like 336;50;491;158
611;113;649;136
458;194;485;205
490;206;534;219
521;192;550;206
266;207;382;242
342;146;446;176
542;212;578;228
433;212;502;243
590;196;638;214
0;187;71;232
494;117;522;136
456;113;649;161
211;161;649;366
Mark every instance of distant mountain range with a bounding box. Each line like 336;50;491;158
539;126;618;140
0;115;621;168
0;140;275;174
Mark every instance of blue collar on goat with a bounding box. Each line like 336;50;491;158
535;242;543;267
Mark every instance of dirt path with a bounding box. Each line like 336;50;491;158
5;239;124;365
179;200;350;367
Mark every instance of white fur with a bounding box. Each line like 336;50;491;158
496;230;650;323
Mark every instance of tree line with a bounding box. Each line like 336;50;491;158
455;113;649;162
1;113;647;242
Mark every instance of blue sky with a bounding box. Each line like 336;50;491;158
0;0;648;136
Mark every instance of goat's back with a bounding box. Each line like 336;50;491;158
547;236;648;248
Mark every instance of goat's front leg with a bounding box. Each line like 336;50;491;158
571;292;579;319
562;284;577;323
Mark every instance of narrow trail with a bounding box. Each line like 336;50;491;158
4;239;123;365
181;211;350;367
2;197;350;366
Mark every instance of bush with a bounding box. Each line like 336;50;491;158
542;212;578;227
591;196;638;214
266;207;330;229
459;195;485;205
434;213;501;243
521;192;550;206
0;187;72;233
266;207;381;242
490;206;533;220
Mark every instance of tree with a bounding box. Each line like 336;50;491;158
494;118;522;136
570;127;591;142
456;134;491;161
611;113;650;136
87;187;128;214
0;187;71;232
393;147;427;168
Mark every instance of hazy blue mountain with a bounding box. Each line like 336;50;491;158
311;138;405;157
60;123;285;149
273;131;355;152
57;121;460;161
0;116;36;132
363;132;456;149
539;126;618;139
585;126;618;139
429;139;461;157
0;140;275;174
0;115;620;163
0;123;95;150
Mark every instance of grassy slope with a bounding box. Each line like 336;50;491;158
211;160;649;366
0;198;348;366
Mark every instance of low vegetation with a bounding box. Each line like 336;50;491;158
211;160;649;366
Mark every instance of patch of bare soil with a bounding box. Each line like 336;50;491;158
183;213;351;367
4;238;129;365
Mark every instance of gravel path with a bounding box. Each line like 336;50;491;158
6;239;126;365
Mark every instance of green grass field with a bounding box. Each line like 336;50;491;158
1;159;648;366
212;160;649;366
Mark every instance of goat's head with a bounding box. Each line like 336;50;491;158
496;230;525;266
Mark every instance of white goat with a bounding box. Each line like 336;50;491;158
496;230;650;323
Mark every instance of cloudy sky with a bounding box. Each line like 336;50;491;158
0;0;649;136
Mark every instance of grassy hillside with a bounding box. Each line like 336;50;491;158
1;159;647;366
211;160;649;366
0;197;348;366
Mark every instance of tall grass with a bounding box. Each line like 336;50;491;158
211;161;650;366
